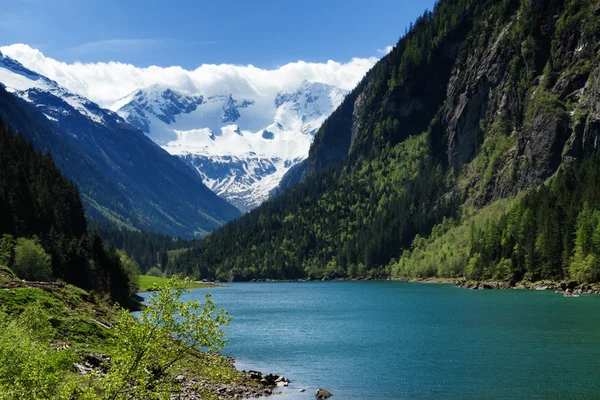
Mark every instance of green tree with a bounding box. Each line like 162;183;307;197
146;266;163;277
66;277;231;399
0;234;15;268
12;237;53;282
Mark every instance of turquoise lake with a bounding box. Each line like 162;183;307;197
176;281;600;399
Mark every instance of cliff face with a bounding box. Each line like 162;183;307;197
440;0;600;201
174;0;600;280
304;0;600;204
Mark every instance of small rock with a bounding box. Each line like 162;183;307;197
299;388;306;392
175;375;185;383
316;388;333;399
73;363;92;375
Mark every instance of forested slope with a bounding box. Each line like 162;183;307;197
174;0;600;283
0;118;138;304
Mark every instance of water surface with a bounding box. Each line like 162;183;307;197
174;282;600;399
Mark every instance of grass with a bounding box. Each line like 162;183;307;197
138;275;214;292
0;283;114;353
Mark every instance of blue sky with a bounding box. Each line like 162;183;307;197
2;0;436;69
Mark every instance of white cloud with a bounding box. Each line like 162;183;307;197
0;44;379;108
377;45;394;55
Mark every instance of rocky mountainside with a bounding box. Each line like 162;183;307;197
169;0;600;282
114;81;348;211
0;52;240;237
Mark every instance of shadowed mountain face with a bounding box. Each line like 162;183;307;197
0;52;240;237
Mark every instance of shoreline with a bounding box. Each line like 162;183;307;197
221;276;600;294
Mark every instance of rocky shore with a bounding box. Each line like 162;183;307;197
455;279;600;294
73;351;288;400
243;275;600;295
173;365;289;399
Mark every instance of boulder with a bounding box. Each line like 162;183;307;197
247;370;263;381
316;388;333;399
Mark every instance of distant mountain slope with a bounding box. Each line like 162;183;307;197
0;52;240;237
114;81;348;211
171;0;600;282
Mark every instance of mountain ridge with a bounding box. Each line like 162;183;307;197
0;52;240;237
114;80;348;211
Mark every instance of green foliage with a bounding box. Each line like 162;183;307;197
174;132;452;280
403;148;600;284
569;203;600;282
0;305;76;399
0;272;234;399
12;237;53;282
66;277;230;400
146;266;163;278
118;251;140;297
88;220;196;274
0;234;15;268
391;198;517;278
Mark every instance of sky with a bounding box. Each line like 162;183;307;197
1;0;437;69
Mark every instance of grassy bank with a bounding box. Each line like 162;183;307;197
0;266;271;399
137;275;215;292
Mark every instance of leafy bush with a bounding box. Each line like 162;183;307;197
65;277;230;399
0;305;76;399
118;250;141;297
146;266;163;277
12;237;53;282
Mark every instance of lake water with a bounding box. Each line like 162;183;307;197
176;282;600;399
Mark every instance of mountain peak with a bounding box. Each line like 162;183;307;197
112;80;348;211
115;85;203;136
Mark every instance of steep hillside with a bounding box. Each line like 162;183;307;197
172;0;600;282
0;54;240;237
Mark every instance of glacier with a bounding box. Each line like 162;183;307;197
114;80;348;211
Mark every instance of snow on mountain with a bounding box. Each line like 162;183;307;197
0;51;111;126
0;46;348;213
0;51;240;236
115;80;348;211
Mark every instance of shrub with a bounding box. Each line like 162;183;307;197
12;237;53;282
0;305;75;399
146;266;163;277
65;277;231;399
118;251;141;296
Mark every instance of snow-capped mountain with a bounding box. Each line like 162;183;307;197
0;51;240;237
0;52;117;126
115;80;348;211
